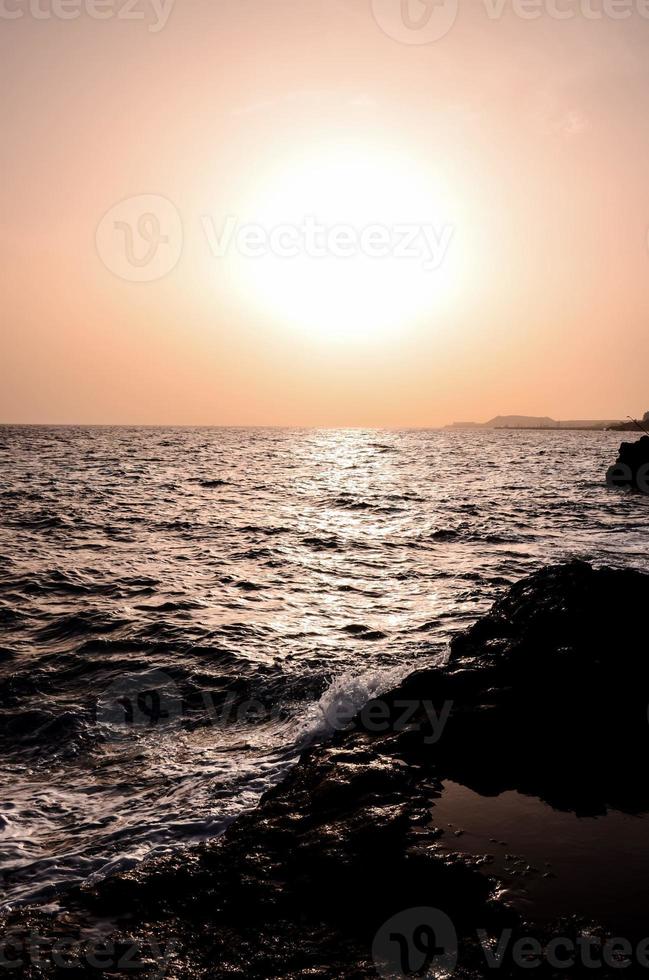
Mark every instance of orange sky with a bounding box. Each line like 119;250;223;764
2;0;649;426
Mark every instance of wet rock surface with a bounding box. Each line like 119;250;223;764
3;561;649;977
606;434;649;492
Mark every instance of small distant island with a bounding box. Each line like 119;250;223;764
446;413;649;431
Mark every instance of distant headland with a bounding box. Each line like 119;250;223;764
446;413;649;431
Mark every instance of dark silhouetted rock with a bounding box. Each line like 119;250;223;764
606;434;649;492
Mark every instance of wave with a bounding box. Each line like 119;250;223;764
332;495;373;511
429;525;528;545
303;535;341;550
35;611;129;643
294;665;409;746
341;624;388;640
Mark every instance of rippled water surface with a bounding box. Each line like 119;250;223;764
0;425;647;908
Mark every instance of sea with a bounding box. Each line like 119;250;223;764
0;425;647;910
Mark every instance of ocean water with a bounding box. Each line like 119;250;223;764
0;425;647;910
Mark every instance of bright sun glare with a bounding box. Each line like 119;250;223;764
229;146;462;342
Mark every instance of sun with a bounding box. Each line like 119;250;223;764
226;144;462;342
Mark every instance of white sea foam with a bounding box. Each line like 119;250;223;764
293;665;411;746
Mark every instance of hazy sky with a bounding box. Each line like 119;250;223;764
2;0;649;425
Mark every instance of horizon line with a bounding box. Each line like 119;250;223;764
0;419;627;429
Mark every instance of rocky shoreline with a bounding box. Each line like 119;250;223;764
3;561;649;977
607;434;649;493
